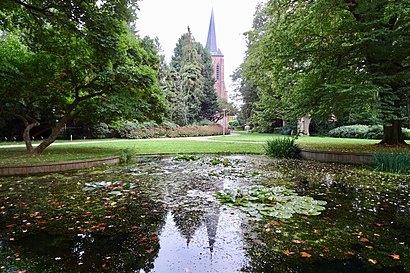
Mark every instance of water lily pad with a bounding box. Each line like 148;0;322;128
216;185;327;219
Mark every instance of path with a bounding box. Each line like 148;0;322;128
0;134;263;149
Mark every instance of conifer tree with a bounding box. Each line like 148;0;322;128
168;29;218;125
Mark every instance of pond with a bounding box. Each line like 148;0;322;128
0;155;409;273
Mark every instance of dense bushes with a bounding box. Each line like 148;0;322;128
328;125;383;139
264;137;301;159
106;120;225;139
328;125;410;140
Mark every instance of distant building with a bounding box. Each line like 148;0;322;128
206;9;227;100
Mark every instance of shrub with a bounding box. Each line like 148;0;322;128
373;152;410;174
228;119;240;129
119;148;136;164
403;128;410;139
91;122;111;139
328;125;410;140
328;125;383;139
264;137;301;159
113;124;225;139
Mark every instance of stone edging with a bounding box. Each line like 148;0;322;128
0;156;120;176
0;150;375;176
300;149;373;165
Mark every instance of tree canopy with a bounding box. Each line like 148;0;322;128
162;29;218;126
242;0;410;144
0;0;165;154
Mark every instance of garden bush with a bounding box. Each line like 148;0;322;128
329;125;410;140
264;137;301;159
373;152;410;174
328;125;383;139
91;122;111;139
113;124;224;139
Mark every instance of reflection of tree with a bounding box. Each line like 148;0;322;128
172;206;205;245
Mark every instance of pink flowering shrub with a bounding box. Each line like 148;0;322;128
118;125;228;139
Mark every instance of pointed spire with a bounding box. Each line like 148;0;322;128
206;9;223;56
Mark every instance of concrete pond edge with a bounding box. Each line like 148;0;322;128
0;156;120;176
0;150;375;176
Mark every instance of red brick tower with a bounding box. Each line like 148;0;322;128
206;9;227;100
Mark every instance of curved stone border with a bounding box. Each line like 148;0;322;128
300;149;373;165
0;149;375;176
0;157;120;176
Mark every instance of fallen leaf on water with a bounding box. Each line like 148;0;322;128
389;254;400;260
300;252;312;258
145;248;155;254
283;250;295;255
368;259;377;265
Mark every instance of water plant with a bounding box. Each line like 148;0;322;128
216;185;327;219
264;137;301;158
119;148;136;163
173;154;201;161
373;152;410;174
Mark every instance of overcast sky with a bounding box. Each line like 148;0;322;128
136;0;262;95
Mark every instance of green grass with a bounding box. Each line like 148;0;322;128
1;132;409;166
0;139;264;166
212;132;410;153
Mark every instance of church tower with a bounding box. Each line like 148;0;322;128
206;9;227;100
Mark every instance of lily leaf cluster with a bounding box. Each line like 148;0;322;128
216;185;326;219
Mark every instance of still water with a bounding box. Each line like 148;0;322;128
0;155;409;272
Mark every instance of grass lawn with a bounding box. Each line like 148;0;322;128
212;132;410;153
0;139;264;166
0;132;409;166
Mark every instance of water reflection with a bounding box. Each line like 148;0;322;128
152;208;247;273
0;155;409;272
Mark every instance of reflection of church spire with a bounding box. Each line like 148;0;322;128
205;205;220;254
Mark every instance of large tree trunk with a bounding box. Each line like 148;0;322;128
379;120;406;145
23;121;40;153
32;119;67;155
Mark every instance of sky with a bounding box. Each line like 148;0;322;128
136;0;263;96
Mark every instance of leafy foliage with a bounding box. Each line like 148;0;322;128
264;137;301;158
242;0;410;145
329;125;384;139
0;0;165;154
119;148;136;164
329;125;410;140
162;30;218;125
373;152;410;174
216;185;327;219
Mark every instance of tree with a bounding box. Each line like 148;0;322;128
0;0;165;154
196;43;219;121
230;67;259;124
243;0;410;145
167;29;218;125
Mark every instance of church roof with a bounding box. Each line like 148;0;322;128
206;9;223;56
